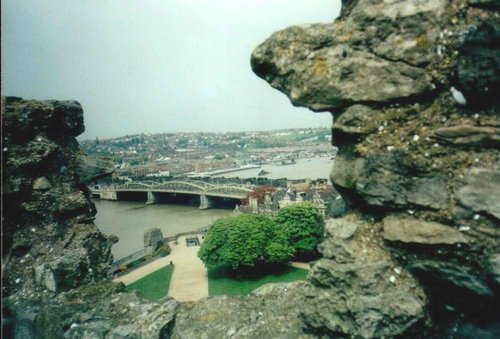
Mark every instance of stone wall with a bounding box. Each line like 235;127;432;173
2;97;114;295
144;228;164;250
251;0;499;336
1;97;178;338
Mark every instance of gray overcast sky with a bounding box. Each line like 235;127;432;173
2;0;340;140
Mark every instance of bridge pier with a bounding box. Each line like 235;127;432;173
199;195;213;210
100;191;117;201
249;196;259;214
146;191;159;205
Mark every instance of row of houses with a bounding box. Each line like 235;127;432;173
240;180;342;217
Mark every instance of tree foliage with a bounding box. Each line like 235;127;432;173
198;214;293;270
275;203;324;259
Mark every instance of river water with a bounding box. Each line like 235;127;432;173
94;200;233;259
213;156;333;180
94;156;334;260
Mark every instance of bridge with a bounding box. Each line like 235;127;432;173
90;180;254;209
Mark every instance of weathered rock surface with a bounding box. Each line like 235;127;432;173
303;216;426;338
318;218;359;262
434;125;500;148
2;97;112;296
252;0;500;336
32;177;52;190
457;19;500;106
64;291;178;338
173;281;313;339
76;154;115;184
409;261;494;297
331;105;378;144
383;217;470;245
332;152;449;210
455;167;500;220
6;282;178;339
2;97;176;339
252;34;432;112
251;0;456;112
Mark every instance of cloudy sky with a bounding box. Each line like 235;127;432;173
2;0;340;140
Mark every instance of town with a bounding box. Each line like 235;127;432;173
80;127;334;179
84;127;344;219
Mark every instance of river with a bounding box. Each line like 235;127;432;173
94;200;233;260
213;156;333;180
94;156;333;260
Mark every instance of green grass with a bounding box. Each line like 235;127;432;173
126;265;174;301
208;265;308;296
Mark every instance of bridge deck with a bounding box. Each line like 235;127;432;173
91;180;253;200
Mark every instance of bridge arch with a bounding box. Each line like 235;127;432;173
115;182;153;190
204;185;253;198
152;181;212;192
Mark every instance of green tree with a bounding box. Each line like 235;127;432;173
198;215;293;270
275;203;324;259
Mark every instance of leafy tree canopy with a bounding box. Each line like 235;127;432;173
275;202;324;259
198;214;293;270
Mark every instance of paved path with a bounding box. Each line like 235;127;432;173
167;237;208;301
113;236;208;302
290;261;312;270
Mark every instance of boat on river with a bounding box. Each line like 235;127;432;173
258;170;270;176
277;159;296;166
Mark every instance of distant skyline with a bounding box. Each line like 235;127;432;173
84;126;331;142
2;1;341;139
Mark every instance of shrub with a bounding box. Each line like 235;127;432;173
154;242;171;257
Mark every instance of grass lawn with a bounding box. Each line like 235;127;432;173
126;265;174;301
208;265;308;296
